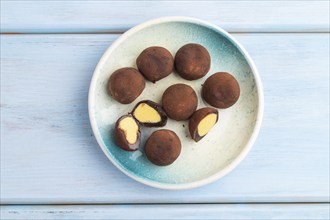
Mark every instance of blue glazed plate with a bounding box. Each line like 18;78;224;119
89;17;263;189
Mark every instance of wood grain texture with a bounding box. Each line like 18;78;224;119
1;1;329;33
1;33;329;204
1;204;330;220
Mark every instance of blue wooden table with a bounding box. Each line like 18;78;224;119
1;1;329;219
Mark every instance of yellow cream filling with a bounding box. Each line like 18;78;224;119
197;113;217;136
134;103;161;123
119;117;138;144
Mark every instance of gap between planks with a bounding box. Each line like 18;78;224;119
1;202;330;206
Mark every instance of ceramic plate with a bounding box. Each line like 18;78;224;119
89;17;263;189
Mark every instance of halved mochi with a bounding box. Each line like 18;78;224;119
114;114;141;151
132;100;167;127
189;107;218;142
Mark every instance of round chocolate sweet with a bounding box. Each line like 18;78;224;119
108;67;145;104
162;84;198;121
132;100;168;127
174;43;211;80
202;72;240;109
136;46;174;83
189;107;218;142
144;129;181;166
114;114;141;151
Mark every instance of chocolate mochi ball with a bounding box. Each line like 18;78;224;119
114;114;141;151
162;84;198;121
144;129;181;166
189;107;219;142
136;46;174;83
132;100;168;127
108;67;145;104
202;72;240;108
175;43;211;80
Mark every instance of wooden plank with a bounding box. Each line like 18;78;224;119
1;33;329;204
1;1;329;33
1;204;329;220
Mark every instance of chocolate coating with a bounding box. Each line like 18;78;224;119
175;43;211;80
108;67;145;104
162;84;198;121
202;72;240;108
189;107;218;142
114;114;140;151
136;46;174;83
132;100;168;127
144;129;181;166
